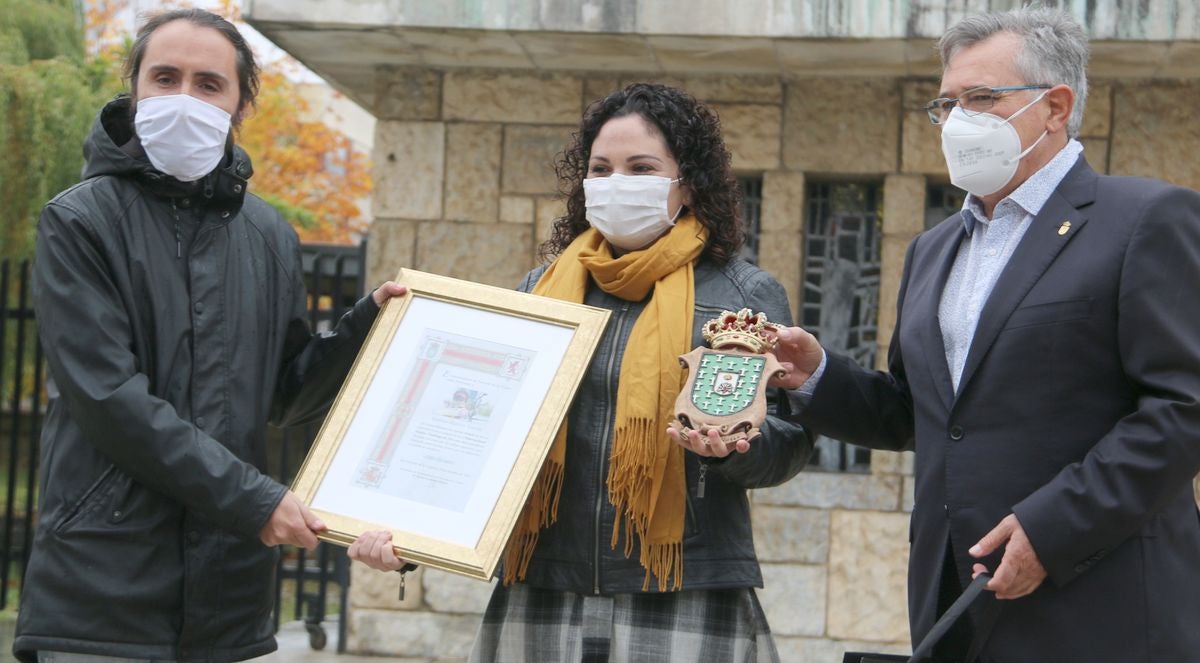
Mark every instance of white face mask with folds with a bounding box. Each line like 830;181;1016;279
940;90;1049;197
583;173;682;251
134;94;232;183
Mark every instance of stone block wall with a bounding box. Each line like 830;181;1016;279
359;68;1200;661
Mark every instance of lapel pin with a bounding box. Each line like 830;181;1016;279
1058;221;1071;236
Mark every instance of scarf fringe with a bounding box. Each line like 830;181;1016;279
608;417;683;592
607;417;659;550
640;541;684;592
501;457;564;586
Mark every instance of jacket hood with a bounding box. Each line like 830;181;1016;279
82;95;256;216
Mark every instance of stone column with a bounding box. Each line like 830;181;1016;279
877;174;926;369
368;120;445;286
758;171;806;318
1078;82;1113;173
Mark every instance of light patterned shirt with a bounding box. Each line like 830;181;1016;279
939;139;1084;391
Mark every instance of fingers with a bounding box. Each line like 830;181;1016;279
971;514;1048;600
258;492;321;550
969;515;1014;559
291;505;320;551
371;281;409;306
767;326;824;389
667;425;746;457
282;491;320;550
348;530;405;572
298;499;326;533
988;551;1031;599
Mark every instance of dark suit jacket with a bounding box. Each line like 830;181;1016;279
799;158;1200;662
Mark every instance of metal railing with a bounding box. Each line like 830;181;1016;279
0;258;41;613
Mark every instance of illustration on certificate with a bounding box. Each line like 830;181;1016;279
355;329;536;511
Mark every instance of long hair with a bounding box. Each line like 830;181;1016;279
541;83;744;264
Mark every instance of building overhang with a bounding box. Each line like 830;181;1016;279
244;0;1200;113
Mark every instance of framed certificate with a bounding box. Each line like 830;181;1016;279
291;269;609;580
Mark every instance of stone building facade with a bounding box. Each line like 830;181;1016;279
245;1;1200;660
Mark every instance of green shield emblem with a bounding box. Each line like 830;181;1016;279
689;351;765;417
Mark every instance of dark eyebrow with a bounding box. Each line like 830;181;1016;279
146;63;230;86
589;156;611;162
147;64;181;77
627;154;664;163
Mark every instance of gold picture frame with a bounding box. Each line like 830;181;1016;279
292;269;609;580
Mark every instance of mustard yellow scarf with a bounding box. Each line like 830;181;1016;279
502;215;708;591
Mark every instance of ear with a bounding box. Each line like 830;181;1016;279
681;181;695;207
1044;84;1074;134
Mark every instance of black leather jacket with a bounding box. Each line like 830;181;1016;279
516;257;812;594
15;97;379;662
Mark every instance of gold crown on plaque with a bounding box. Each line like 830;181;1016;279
702;309;778;354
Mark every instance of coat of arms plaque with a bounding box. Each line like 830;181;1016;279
672;309;786;445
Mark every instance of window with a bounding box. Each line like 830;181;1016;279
926;183;966;230
737;176;764;264
803;182;883;473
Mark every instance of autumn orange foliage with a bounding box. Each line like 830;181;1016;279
86;0;372;244
236;70;371;243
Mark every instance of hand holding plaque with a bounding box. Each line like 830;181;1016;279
672;309;787;446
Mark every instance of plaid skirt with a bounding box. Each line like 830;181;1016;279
468;583;781;663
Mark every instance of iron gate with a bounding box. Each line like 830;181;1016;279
0;241;366;651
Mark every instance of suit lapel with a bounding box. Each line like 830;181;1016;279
917;222;965;414
953;159;1098;401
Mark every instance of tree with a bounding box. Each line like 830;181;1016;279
211;0;371;244
1;0;371;254
237;69;371;243
0;0;120;260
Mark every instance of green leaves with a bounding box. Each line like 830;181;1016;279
0;0;84;64
0;0;119;261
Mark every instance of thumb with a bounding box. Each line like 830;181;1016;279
297;499;326;532
970;519;1012;558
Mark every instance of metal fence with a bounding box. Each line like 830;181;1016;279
0;241;366;651
0;258;41;615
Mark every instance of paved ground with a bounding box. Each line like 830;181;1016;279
253;621;427;663
0;617;428;662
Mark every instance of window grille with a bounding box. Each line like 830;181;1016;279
803;182;883;473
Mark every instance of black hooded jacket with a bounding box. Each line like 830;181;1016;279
14;96;380;662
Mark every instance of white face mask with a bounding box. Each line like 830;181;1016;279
940;91;1049;197
583;173;682;251
134;94;232;183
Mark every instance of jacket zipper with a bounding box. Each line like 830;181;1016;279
171;200;182;259
595;301;631;595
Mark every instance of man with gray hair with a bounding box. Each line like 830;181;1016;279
772;7;1200;661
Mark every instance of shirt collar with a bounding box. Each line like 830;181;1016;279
960;139;1084;236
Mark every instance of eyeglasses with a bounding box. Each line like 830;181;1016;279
924;85;1051;125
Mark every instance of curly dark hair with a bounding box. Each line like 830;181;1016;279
540;83;744;264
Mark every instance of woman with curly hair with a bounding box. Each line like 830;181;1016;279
350;82;812;661
467;82;812;662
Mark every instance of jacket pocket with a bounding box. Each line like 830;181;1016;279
1004;297;1092;331
53;465;120;535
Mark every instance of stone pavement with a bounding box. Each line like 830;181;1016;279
253;621;432;663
